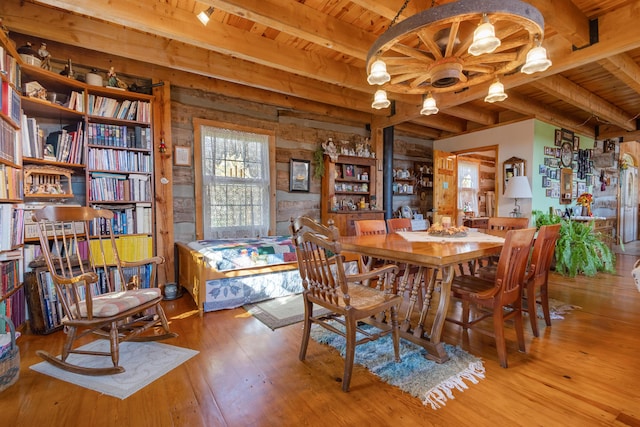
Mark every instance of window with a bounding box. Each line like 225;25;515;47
194;120;275;239
458;159;479;215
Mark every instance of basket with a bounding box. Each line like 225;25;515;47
0;315;20;392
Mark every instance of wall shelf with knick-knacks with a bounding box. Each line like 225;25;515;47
24;165;74;198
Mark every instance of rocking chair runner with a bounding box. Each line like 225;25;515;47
32;206;177;376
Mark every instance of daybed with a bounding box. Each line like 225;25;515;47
176;237;302;316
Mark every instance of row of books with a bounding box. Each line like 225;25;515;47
0;204;24;252
0;44;21;88
0;287;25;334
87;123;151;149
89;172;151;202
44;122;84;164
1;80;21;127
0;119;18;164
67;90;85;113
87;95;151;123
0;164;23;200
90;203;153;235
0;259;20;299
89;234;152;265
87;148;152;173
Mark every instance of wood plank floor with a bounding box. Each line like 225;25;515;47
2;253;639;427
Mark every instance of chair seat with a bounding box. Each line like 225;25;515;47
451;275;495;296
309;284;401;313
74;288;162;318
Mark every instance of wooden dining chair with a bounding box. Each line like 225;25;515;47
290;216;402;392
523;224;561;337
353;219;388;272
487;216;529;232
446;227;536;368
32;206;177;375
386;217;413;233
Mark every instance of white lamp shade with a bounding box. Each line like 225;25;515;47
484;79;508;103
372;89;391;109
504;176;532;199
521;45;552;74
420;93;439;115
367;60;391;85
468;18;501;56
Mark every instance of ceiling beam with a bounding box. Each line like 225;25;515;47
200;0;374;60
527;0;591;48
500;91;594;137
531;74;636;131
599;54;640;95
31;0;367;89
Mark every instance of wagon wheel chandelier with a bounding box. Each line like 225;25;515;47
367;0;552;114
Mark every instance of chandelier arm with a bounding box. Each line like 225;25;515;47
444;21;461;58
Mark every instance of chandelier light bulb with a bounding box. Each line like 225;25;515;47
372;89;391;109
367;59;391;85
468;14;501;56
420;92;439;115
484;78;508;103
521;42;552;74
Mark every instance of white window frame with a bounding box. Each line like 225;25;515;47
193;118;276;239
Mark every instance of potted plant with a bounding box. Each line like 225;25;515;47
532;210;615;277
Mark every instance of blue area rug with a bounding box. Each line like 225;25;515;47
310;323;485;409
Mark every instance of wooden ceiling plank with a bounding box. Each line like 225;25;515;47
30;0;367;90
532;74;636;131
199;0;374;60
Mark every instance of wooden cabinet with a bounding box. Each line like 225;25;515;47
321;154;384;235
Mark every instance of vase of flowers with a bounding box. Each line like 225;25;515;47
576;192;593;217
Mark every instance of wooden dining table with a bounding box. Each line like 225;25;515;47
339;231;504;363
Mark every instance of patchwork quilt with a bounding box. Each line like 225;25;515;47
188;236;297;272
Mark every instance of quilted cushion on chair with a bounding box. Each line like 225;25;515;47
76;288;162;317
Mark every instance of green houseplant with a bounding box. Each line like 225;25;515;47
532;210;615;277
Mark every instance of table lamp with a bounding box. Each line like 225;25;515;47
504;176;532;217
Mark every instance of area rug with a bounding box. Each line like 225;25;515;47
310;323;485;409
244;294;331;330
536;298;581;320
30;341;198;399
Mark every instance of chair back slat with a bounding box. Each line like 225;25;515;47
529;224;561;286
354;219;387;236
386;218;412;233
487;217;529;231
291;217;350;307
493;228;536;306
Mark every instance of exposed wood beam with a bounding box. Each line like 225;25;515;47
531;74;636;131
597;125;640;142
599;54;640;95
527;0;591;48
32;0;367;89
202;0;374;60
500;91;594;137
443;105;498;126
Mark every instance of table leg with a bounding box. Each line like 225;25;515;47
400;266;424;332
429;265;453;346
413;268;437;338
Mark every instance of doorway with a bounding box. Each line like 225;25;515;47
454;146;498;218
619;153;638;243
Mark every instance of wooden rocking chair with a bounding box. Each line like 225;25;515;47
32;206;177;376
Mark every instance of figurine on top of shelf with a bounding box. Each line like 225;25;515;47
322;137;339;162
38;42;51;71
107;66;128;90
59;58;75;79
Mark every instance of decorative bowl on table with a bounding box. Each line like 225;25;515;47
427;224;468;237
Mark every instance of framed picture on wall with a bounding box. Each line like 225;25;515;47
554;129;562;146
290;159;310;192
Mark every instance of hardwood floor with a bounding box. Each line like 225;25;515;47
2;253;640;427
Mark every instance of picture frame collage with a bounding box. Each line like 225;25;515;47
542;128;593;200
